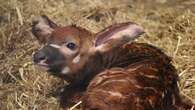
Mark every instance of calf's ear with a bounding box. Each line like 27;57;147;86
93;22;144;52
31;15;58;44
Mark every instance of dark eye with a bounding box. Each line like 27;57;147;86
66;42;76;50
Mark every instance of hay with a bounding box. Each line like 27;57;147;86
0;0;194;110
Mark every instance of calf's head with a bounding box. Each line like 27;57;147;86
32;15;144;79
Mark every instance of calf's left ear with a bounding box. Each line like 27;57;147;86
94;22;144;52
31;15;58;44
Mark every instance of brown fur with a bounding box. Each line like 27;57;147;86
82;43;192;110
31;16;194;110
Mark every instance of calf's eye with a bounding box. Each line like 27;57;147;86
66;42;76;50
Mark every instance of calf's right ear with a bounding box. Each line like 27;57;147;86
93;22;144;53
31;15;58;44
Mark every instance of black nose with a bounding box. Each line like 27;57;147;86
33;51;47;63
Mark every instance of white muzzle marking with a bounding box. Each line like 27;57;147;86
72;54;80;64
61;66;70;74
50;44;61;49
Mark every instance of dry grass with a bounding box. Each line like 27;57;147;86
0;0;195;110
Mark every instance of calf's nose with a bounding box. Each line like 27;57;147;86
33;51;47;63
